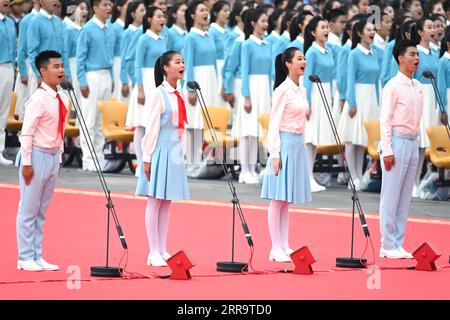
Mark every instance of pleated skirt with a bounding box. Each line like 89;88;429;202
126;68;155;128
418;84;439;148
261;132;312;204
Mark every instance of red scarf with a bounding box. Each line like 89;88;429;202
39;86;67;140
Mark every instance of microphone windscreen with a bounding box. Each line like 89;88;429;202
308;74;320;83
187;81;197;90
60;80;74;90
422;71;434;79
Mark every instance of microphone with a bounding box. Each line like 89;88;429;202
308;74;321;83
60;80;74;90
187;81;200;90
422;71;435;79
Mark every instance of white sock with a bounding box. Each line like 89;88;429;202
145;197;162;256
240;136;249;174
158;199;171;255
355;145;365;181
279;201;290;250
268;200;284;250
248;136;258;174
345;143;357;182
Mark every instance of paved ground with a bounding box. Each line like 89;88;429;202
1;160;449;220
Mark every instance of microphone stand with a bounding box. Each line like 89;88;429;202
426;72;450;139
61;81;128;277
310;76;371;268
189;82;253;273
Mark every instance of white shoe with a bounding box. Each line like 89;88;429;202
348;178;361;191
310;177;326;192
269;248;291;262
397;247;413;259
245;172;259;184
0;154;13;166
337;172;348;185
283;248;294;256
147;253;168;267
35;258;59;271
238;171;247;183
412;185;419;198
161;252;171;260
17;260;43;271
379;247;405;259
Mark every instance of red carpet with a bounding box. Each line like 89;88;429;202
0;182;449;300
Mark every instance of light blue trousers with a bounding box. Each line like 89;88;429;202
16;147;60;261
379;133;419;250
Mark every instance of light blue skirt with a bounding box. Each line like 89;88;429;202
261;131;312;204
135;133;190;201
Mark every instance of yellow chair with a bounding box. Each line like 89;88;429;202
201;106;238;148
64;100;80;138
426;126;450;169
364;119;380;161
6;92;22;133
258;113;270;151
98;100;136;173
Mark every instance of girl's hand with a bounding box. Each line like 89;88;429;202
272;158;281;176
188;92;197;106
349;107;357;118
244;97;252;114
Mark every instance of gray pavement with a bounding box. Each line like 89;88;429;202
1;162;449;220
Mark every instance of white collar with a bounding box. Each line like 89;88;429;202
282;30;290;40
429;41;439;51
0;13;5;20
146;29;162;40
115;18;124;28
39;8;53;19
417;44;430;55
312;41;327;54
296;35;304;42
162;80;177;93
444;52;450;60
92;16;107;29
375;33;386;44
64;17;81;30
41;82;60;98
396;71;415;85
328;32;341;45
234;26;244;37
128;24;138;31
250;34;265;46
173;24;187;35
210;23;226;34
285;75;302;92
346;39;352;47
357;43;372;55
191;27;207;36
31;8;39;15
270;30;280;38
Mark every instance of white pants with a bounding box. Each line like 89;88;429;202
0;63;14;153
79;70;112;169
15;59;38;120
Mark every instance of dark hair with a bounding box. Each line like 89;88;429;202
351;18;368;49
341;13;366;45
444;0;450;13
323;0;341;18
257;3;274;14
111;0;129;23
303;15;325;54
125;1;144;29
393;39;417;64
401;0;419;11
389;11;412;42
431;13;446;23
62;0;88;19
35;50;62;71
274;47;300;89
440;26;450;57
185;1;205;32
289;10;314;41
166;3;181;28
325;8;346;23
394;19;416;42
244;8;266;39
411;18;432;43
280;9;295;34
268;8;284;34
154;50;181;87
210;1;230;24
424;0;442;17
142;6;160;33
229;1;245;28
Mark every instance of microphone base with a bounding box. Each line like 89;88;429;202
90;266;123;277
216;261;248;273
336;257;367;269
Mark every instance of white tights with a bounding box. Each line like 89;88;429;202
345;143;365;181
239;136;258;174
268;200;290;250
145;196;172;256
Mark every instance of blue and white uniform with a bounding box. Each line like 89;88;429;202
119;25;142;88
111;18;125;101
438;51;450;115
167;24;187;53
63;18;82;101
209;22;228;108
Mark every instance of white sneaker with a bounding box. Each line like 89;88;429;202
161;252;171;260
412;185;419;198
0;154;13;166
269;248;291;262
17;260;43;271
379;247;405;259
147;253;168;267
397;247;413;259
283;248;294;256
310;177;326;192
245;172;259;184
35;258;59;271
337;172;348;185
